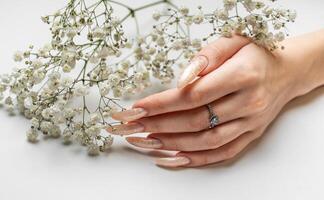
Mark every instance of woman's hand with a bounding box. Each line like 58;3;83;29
107;30;324;168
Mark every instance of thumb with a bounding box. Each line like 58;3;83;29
177;34;250;88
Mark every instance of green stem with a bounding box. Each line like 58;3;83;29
134;0;166;11
104;0;132;10
117;0;175;23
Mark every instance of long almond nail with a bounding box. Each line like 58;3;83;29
126;137;163;149
155;156;191;168
112;108;148;122
106;122;145;135
177;56;209;89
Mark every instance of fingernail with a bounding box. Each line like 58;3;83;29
126;137;163;149
177;56;209;89
112;108;148;122
106;122;145;135
155;156;191;168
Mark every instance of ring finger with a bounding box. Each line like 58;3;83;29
107;91;250;135
126;118;251;152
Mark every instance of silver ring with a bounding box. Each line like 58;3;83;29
206;104;219;129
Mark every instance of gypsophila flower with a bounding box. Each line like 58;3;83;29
152;11;161;21
179;6;189;16
87;143;100;156
23;97;33;109
62;130;73;144
0;0;295;155
74;84;90;97
223;0;237;10
13;51;24;62
27;129;38;143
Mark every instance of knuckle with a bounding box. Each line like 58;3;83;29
237;64;260;86
188;119;202;131
254;98;268;113
200;154;211;166
254;131;263;140
138;118;159;132
140;95;164;111
246;117;263;131
186;87;206;105
209;44;224;61
243;118;256;130
223;146;238;160
251;128;265;140
169;138;183;151
204;129;222;149
249;90;269;114
188;111;207;131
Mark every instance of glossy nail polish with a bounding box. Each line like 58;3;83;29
155;156;191;168
177;56;209;88
126;137;163;149
112;108;148;122
106;122;145;135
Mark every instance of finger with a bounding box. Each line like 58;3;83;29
155;130;261;168
108;92;250;135
135;93;247;134
113;58;255;122
177;34;251;88
126;118;250;152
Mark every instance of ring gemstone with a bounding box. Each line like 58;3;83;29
209;115;219;128
206;104;219;129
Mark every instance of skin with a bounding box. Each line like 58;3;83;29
107;29;324;168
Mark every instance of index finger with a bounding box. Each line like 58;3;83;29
177;34;250;88
112;57;251;122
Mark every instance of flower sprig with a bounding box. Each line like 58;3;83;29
0;0;295;155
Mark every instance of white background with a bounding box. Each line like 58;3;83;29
1;1;324;200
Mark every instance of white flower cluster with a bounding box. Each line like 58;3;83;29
0;0;295;155
151;0;296;51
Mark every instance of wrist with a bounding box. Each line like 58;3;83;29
276;30;324;101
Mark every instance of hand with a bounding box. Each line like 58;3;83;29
107;30;324;168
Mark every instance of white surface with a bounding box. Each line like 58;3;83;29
1;1;324;200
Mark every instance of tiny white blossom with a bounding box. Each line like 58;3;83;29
193;14;204;24
67;27;78;38
223;0;237;11
24;97;33;109
179;6;189;16
87;143;100;156
288;10;297;21
13;51;24;62
31;59;43;69
74;84;90;96
275;32;285;42
27;129;38;143
62;64;72;73
60;77;73;88
93;27;105;38
97;46;110;58
62;129;72;144
102;135;114;150
152;11;161;21
99;82;110;96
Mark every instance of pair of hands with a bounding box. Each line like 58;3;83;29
107;31;324;168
